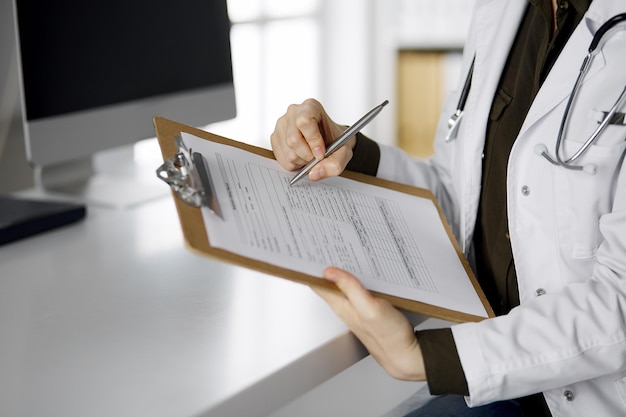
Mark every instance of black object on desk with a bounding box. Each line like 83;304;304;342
0;196;86;246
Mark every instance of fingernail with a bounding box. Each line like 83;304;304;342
313;146;324;160
323;267;339;281
309;166;324;181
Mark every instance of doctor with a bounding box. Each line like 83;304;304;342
271;0;626;416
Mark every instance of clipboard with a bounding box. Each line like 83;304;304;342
154;116;494;323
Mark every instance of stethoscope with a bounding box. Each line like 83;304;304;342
446;13;626;175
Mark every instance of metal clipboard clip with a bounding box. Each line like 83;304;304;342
156;135;223;219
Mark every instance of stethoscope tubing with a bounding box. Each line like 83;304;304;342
448;13;626;174
548;13;626;172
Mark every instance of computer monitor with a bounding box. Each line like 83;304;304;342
9;0;235;206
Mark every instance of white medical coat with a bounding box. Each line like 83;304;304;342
376;0;626;415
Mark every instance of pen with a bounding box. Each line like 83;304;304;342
289;100;389;186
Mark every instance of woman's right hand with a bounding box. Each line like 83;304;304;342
270;98;357;182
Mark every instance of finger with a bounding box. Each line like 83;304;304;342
271;101;326;170
308;141;355;181
284;122;317;164
323;267;377;313
310;282;361;326
296;99;327;160
310;283;346;307
271;121;312;170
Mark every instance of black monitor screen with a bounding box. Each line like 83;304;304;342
16;0;233;121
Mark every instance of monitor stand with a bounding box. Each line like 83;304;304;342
33;143;169;209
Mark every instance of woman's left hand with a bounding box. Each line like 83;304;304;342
312;267;426;381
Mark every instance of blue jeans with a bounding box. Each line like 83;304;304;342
404;394;521;417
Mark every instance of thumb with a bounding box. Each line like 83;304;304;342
308;135;356;181
323;267;375;312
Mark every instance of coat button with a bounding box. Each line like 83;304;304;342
563;390;575;401
536;288;546;296
521;185;530;196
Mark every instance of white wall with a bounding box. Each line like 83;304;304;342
209;0;394;148
210;0;473;150
320;0;397;147
319;0;474;147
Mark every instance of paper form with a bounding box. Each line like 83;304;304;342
182;132;487;318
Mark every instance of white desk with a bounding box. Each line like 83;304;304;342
0;196;374;417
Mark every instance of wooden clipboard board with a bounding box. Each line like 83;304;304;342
154;116;494;323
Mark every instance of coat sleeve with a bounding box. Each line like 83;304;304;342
452;149;626;406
